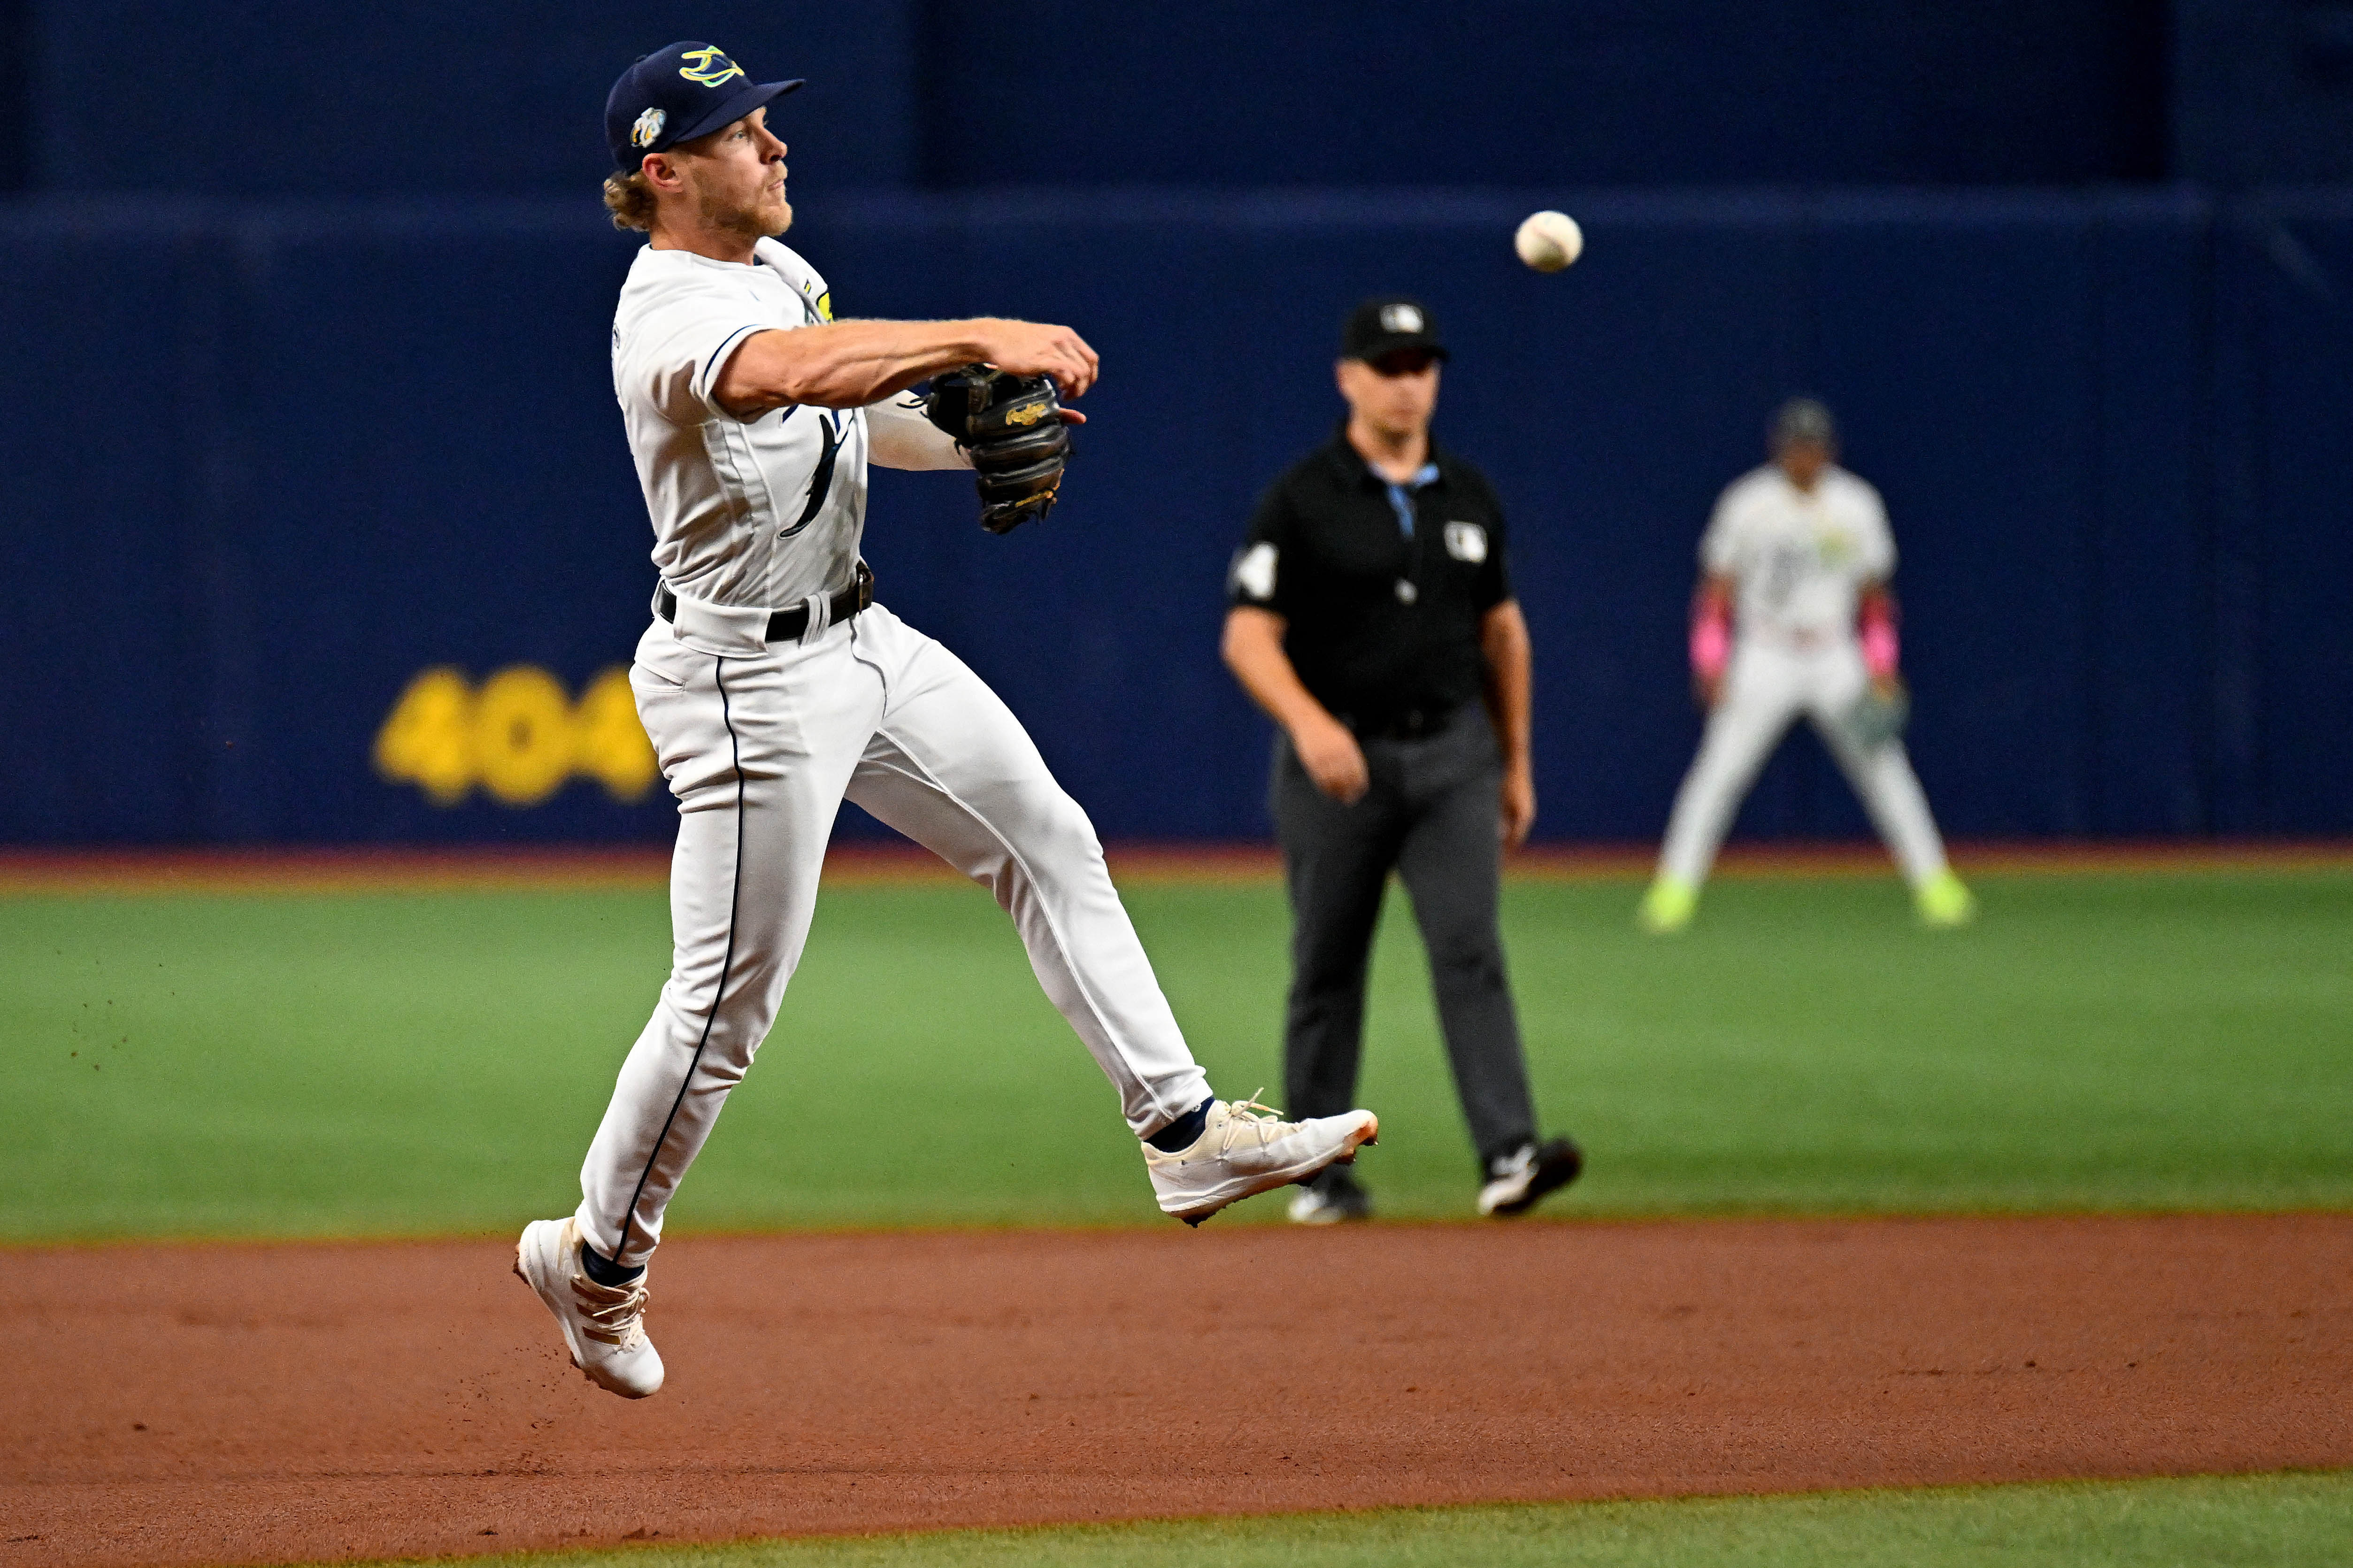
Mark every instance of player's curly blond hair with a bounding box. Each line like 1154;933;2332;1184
603;169;657;232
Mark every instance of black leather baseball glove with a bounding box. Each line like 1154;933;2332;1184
922;365;1070;534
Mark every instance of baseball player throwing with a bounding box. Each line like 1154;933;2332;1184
1638;399;1975;932
516;42;1376;1399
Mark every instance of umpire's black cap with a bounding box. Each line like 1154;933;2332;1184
607;42;803;171
1341;296;1449;362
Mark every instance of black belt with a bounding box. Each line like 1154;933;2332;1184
657;561;874;643
1343;703;1458;743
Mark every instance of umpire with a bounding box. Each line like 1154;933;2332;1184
1222;296;1581;1223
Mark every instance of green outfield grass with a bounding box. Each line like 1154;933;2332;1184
353;1473;2353;1568
2;867;2349;1241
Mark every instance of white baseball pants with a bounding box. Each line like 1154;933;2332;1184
574;603;1211;1267
1656;637;1952;890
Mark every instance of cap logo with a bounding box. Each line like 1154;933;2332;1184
1379;303;1424;334
630;107;666;149
678;47;746;87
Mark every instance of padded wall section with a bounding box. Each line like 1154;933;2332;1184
30;0;2161;195
914;0;2167;188
2174;0;2353;185
209;204;662;841
0;190;2345;845
0;210;217;839
2226;194;2353;830
29;2;919;195
0;0;24;193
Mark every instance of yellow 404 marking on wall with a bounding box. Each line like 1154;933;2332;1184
373;666;659;807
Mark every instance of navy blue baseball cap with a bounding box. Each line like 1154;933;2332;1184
606;42;803;171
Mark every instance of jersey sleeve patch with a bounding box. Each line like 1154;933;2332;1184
1230;541;1278;602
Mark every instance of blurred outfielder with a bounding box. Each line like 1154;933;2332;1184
1638;399;1975;932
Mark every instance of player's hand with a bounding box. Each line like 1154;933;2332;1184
1499;761;1536;848
970;318;1100;399
1292;713;1369;805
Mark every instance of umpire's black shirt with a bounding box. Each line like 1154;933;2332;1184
1230;426;1512;735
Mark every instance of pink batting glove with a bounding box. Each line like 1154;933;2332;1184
1690;603;1731;682
1859;602;1900;681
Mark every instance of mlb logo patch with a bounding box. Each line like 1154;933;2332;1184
1443;522;1487;563
1230;541;1278;601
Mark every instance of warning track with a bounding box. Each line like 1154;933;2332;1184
2;838;2349;895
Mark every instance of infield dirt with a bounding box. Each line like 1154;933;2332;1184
9;1214;2348;1568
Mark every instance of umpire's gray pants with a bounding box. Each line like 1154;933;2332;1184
1271;706;1538;1169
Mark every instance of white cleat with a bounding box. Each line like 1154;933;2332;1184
1145;1095;1378;1227
513;1217;664;1399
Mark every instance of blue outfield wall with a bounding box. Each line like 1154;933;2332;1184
23;1;2163;195
1;187;2349;846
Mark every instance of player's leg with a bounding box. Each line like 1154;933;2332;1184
1390;713;1581;1214
523;628;879;1398
839;611;1206;1132
574;632;877;1268
1270;729;1405;1221
1807;656;1973;925
840;609;1375;1221
1644;645;1804;929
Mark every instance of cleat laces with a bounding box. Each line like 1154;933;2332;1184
569;1269;650;1349
1213;1091;1291;1157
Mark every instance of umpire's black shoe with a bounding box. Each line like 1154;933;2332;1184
1476;1136;1584;1217
1286;1166;1373;1225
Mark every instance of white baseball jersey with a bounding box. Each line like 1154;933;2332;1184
569;237;1215;1272
1700;464;1895;640
610;237;963;613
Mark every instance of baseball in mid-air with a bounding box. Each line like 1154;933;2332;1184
1514;210;1584;272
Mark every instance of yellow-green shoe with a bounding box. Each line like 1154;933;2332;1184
1636;876;1699;934
1915;869;1976;928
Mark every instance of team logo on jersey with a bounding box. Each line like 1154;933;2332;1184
815;289;833;322
1378;303;1424;335
630;107;666;149
1443;521;1488;563
678;47;746;87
